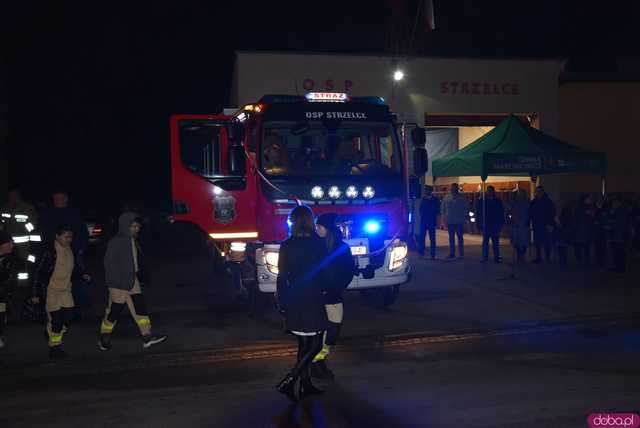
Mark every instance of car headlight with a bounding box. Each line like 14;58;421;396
389;243;408;271
263;251;279;274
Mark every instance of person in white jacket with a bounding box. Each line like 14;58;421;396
442;183;469;259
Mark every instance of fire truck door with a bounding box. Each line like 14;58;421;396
170;115;257;241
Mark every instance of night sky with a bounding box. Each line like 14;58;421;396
6;0;638;212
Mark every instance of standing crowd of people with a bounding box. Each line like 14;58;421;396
0;188;166;359
417;183;639;272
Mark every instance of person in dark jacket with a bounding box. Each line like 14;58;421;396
476;186;505;263
0;231;20;349
574;194;595;264
418;186;441;259
311;213;355;380
555;206;573;265
98;212;166;351
607;197;631;273
529;186;556;263
510;189;530;263
276;205;329;402
31;225;90;359
593;197;609;266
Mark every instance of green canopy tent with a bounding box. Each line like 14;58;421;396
431;114;607;231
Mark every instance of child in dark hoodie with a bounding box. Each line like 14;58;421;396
311;213;356;380
98;212;166;351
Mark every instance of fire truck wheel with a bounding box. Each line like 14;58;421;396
360;285;400;310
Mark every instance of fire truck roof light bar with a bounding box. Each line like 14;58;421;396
256;94;386;105
305;92;349;102
209;232;258;240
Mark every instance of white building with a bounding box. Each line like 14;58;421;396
232;51;562;190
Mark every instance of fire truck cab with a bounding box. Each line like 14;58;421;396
170;92;427;309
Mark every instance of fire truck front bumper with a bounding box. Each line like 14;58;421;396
256;240;411;294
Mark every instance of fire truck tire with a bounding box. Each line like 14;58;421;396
360;285;400;310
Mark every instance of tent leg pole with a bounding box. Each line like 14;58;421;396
482;179;486;239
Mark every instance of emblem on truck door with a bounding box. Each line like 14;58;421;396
213;195;237;224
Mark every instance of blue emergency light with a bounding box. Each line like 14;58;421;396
364;220;381;234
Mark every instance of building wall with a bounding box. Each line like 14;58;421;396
233;51;561;193
234;52;561;136
548;81;640;197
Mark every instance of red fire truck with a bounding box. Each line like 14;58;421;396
170;92;427;310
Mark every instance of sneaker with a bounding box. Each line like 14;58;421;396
0;336;5;349
49;346;67;359
310;360;335;380
98;335;112;351
142;334;167;349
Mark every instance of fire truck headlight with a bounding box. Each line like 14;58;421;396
362;186;375;199
345;185;358;199
311;186;324;199
328;186;342;199
263;251;279;274
389;243;408;271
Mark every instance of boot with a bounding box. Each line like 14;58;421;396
49;346;68;359
299;369;324;398
311;360;335;380
276;374;298;403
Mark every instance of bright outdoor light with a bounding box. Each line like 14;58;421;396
393;70;404;81
364;220;381;234
311;186;325;199
362;186;375;199
328;186;342;199
345;185;358;199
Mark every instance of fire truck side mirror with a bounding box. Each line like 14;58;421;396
228;145;246;176
413;148;428;175
410;127;426;147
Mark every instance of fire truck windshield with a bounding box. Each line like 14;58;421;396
260;121;401;177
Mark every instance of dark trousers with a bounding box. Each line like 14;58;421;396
533;228;551;262
482;228;501;261
293;334;324;381
557;245;568;265
574;243;591;265
594;238;607;265
610;242;627;272
448;224;464;257
418;223;437;257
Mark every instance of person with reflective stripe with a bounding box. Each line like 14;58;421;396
311;213;356;380
32;225;90;359
1;189;38;262
98;212;166;351
0;231;19;349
